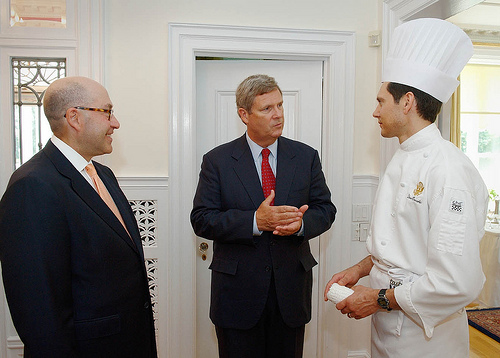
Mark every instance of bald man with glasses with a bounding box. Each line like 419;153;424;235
0;76;157;358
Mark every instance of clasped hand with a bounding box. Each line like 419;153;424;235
256;190;308;236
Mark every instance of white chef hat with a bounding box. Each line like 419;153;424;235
382;18;473;103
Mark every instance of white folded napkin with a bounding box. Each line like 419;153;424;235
327;283;354;304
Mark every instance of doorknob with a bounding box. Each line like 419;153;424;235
199;242;209;261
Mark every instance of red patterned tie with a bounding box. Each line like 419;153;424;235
261;148;276;206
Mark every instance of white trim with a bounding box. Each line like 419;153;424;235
348;350;371;358
6;335;22;349
353;175;380;189
469;45;500;65
118;177;169;190
168;23;355;358
76;0;104;80
463;27;500;45
6;335;24;358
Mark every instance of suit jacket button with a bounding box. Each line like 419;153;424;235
144;302;150;309
265;265;271;272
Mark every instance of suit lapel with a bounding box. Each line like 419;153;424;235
96;165;143;255
231;135;265;209
275;137;297;206
43;141;139;254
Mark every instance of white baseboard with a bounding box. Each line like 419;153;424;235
348;350;370;358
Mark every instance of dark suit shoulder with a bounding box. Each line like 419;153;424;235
204;136;245;158
278;136;317;153
6;149;58;187
277;137;319;164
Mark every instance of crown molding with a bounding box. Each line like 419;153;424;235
463;27;500;45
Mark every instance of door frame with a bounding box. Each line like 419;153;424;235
195;59;326;358
167;23;355;357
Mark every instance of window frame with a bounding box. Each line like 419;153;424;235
451;44;500;148
0;0;103;194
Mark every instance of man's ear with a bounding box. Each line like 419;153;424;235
238;108;249;125
402;91;416;115
65;108;82;131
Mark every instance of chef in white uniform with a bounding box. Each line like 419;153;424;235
324;18;489;357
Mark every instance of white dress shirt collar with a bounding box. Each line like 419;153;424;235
245;132;278;161
50;136;96;189
51;135;92;172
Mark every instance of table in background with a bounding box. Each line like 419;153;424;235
477;226;500;308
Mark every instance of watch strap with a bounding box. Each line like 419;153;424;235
377;289;392;311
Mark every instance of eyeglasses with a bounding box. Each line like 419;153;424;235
66;106;114;120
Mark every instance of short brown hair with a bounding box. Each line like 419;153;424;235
236;74;282;114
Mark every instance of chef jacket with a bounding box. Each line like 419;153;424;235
367;124;488;345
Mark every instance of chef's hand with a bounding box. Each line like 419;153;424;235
336;286;379;319
323;266;362;301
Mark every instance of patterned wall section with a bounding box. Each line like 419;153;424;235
130;200;159;336
131;200;158;247
145;259;159;333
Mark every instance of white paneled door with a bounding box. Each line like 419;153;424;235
195;59;323;357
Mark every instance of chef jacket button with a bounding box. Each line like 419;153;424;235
265;265;271;272
423;152;429;158
391;212;395;217
381;241;387;246
400;182;405;187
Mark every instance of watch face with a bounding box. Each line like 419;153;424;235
377;297;389;308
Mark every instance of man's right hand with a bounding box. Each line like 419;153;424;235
256;190;304;232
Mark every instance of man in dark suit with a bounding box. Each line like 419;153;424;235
191;74;336;358
0;76;157;357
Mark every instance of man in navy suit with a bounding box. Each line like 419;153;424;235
191;74;336;358
0;77;157;357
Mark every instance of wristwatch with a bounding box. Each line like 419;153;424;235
377;289;392;311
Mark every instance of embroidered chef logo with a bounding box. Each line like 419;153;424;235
449;198;464;214
407;181;424;204
413;182;424;196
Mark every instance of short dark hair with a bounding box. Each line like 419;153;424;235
386;82;443;123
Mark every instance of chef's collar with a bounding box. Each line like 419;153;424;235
400;124;440;152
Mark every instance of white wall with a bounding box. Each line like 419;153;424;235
103;0;382;177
